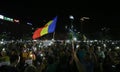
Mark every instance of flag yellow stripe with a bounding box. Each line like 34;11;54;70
40;21;53;36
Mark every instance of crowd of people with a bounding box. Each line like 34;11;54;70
0;40;120;72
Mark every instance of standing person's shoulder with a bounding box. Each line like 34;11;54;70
0;65;19;72
24;65;37;72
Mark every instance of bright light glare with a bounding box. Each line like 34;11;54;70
0;15;4;19
112;42;114;44
2;48;5;51
40;54;43;57
33;40;37;42
49;41;53;46
103;44;106;47
73;37;77;41
52;38;55;41
14;19;19;23
76;45;79;48
90;40;93;43
94;40;97;42
115;46;120;49
66;40;70;43
69;15;74;20
0;41;4;44
30;54;33;57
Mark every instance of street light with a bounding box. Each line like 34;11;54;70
69;15;74;50
80;17;90;33
80;17;89;41
69;15;74;20
69;15;74;30
80;17;89;21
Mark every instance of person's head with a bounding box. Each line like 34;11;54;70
10;54;20;67
24;65;37;72
97;46;101;52
1;51;7;56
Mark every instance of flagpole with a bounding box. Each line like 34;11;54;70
52;32;55;40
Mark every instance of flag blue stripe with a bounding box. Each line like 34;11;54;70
48;16;57;33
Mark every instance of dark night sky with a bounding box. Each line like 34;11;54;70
0;0;120;39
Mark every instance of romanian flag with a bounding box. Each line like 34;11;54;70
32;16;57;39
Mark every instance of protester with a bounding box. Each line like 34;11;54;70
0;40;120;72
